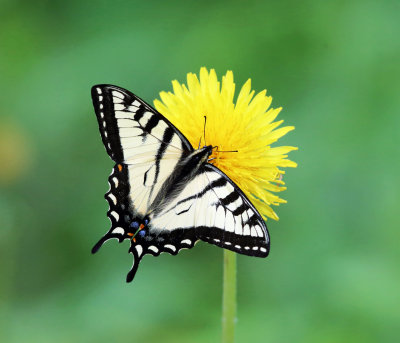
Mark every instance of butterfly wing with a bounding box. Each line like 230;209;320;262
91;85;194;266
149;163;270;258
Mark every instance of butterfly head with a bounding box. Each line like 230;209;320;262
178;145;213;180
193;145;213;164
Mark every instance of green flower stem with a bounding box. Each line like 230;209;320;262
222;249;237;343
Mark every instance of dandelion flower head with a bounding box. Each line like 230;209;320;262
154;68;297;220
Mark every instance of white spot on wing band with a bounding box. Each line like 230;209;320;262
164;244;176;252
110;211;119;221
260;247;267;253
112;227;124;235
108;193;117;205
181;239;191;245
148;246;158;253
135;245;143;257
96;88;102;94
112;177;119;188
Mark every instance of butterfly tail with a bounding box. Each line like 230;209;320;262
91;232;124;254
126;243;144;282
91;238;105;254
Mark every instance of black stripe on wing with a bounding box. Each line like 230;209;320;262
147;126;175;203
91;84;193;163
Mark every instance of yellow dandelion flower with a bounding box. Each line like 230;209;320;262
154;67;297;221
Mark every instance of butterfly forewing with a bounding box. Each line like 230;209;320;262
92;84;193;220
149;164;269;257
92;85;192;160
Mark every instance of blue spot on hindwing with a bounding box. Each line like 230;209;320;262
130;221;139;229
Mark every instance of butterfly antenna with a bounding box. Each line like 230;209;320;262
213;146;239;153
203;116;207;146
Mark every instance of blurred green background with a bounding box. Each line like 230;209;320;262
1;0;399;342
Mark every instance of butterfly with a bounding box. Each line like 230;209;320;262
91;84;270;282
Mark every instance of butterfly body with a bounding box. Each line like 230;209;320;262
149;145;213;216
91;84;270;282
